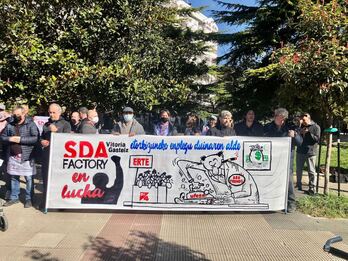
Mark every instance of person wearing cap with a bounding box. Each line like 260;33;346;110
296;113;321;195
76;106;88;133
235;110;264;136
201;115;217;135
112;107;145;136
153;109;178;136
206;110;236;137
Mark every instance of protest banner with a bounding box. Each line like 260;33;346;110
33;116;49;134
46;133;291;211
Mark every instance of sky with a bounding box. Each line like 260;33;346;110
188;0;257;57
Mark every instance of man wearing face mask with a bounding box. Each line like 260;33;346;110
1;106;39;208
112;107;145;136
70;111;80;133
153;109;178;136
80;109;99;134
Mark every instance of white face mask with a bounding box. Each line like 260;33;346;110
92;116;99;124
123;114;133;122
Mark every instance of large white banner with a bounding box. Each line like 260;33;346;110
47;134;291;211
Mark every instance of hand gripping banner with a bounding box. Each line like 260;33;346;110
46;134;291;211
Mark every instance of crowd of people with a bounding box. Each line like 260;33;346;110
0;102;321;213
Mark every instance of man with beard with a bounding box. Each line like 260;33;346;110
1;106;39;208
207;110;236;137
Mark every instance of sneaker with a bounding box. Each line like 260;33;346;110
295;184;302;191
24;200;32;208
305;189;315;196
3;199;20;207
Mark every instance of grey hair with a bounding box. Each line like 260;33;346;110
49;103;62;113
13;105;24;113
274;108;288;119
219;110;232;118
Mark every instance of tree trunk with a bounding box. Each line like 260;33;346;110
324;131;332;195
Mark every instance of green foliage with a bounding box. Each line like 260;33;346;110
0;0;209;112
213;0;301;117
247;0;348;121
297;194;348;218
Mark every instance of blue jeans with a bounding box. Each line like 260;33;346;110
10;175;33;201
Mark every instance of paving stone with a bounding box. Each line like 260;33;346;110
23;233;66;248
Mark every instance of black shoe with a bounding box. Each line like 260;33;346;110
295;184;302;191
305;189;315;196
287;205;296;213
3;199;20;207
24;200;32;208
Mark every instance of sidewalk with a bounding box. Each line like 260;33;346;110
1;184;348;260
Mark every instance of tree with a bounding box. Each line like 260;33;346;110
0;0;209;113
248;0;348;194
212;0;301;117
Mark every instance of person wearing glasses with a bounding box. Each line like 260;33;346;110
296;113;321;195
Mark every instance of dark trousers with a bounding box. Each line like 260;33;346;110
41;149;50;207
288;150;296;207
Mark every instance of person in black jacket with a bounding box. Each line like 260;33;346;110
207;110;236;137
296;113;321;195
235;110;264;136
40;103;71;208
1;106;39;208
264;108;302;212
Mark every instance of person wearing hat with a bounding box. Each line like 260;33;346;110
201;115;217;135
112;107;145;136
235;110;264;136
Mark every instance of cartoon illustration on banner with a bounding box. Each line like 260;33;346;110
48;134;288;211
124;150;269;209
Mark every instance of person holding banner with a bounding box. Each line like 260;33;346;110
153;109;178;136
113;107;145;136
235;110;264;136
206;110;236;137
1;106;39;208
80;110;99;134
70;111;80;133
40;103;71;209
264;108;302;213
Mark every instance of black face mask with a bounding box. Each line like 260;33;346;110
12;115;22;124
161;117;169;123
